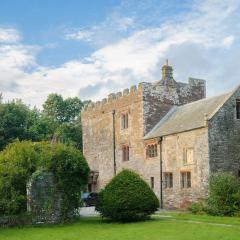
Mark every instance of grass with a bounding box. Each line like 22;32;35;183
1;212;240;240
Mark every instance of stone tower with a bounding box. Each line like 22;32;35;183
81;62;206;193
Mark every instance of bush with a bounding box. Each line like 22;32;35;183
188;201;206;215
96;169;159;222
206;172;240;216
0;141;89;218
0;141;38;215
0;213;32;227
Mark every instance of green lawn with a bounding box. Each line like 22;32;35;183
1;212;240;240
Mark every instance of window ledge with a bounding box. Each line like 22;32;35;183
180;188;192;191
183;163;195;166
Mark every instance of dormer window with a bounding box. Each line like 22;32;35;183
236;99;240;119
121;113;129;129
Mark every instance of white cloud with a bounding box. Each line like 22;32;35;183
222;35;235;48
64;15;135;47
0;27;21;43
1;0;240;107
65;29;93;42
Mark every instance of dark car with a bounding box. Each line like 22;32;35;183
81;192;98;207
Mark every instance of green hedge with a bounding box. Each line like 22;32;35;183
0;141;89;218
96;169;159;222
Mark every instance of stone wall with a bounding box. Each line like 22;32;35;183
81;84;145;191
161;128;209;209
81;72;206;202
27;171;63;224
208;87;240;175
142;78;206;134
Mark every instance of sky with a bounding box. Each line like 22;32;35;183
0;0;240;107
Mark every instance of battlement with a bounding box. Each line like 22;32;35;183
82;77;206;113
82;61;206;113
82;83;145;112
188;77;206;87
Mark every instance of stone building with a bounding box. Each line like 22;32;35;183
81;61;240;208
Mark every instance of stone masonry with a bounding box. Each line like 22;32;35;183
161;128;209;208
27;171;63;224
81;61;207;208
208;88;240;174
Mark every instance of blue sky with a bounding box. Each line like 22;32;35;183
0;0;240;107
0;0;120;65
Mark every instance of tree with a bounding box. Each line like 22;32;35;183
0;94;88;152
0;100;33;150
42;94;89;151
55;122;83;150
96;169;159;222
0;101;53;151
42;94;86;123
0;141;38;214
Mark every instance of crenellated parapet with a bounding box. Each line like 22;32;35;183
82;75;206;113
82;83;143;112
82;59;206;114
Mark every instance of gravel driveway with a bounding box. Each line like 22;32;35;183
79;207;99;217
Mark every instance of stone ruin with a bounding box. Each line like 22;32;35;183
26;171;63;224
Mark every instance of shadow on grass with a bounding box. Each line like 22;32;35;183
4;214;172;230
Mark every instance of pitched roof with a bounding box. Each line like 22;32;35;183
144;87;238;139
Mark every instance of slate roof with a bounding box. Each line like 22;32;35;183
144;87;238;139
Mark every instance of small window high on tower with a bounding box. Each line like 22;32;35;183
121;113;129;129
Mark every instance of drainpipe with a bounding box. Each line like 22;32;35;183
158;136;163;209
112;110;116;176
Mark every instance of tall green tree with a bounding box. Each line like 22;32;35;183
42;93;89;151
0;100;53;151
0;94;89;152
42;94;88;123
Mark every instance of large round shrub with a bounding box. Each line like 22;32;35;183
96;169;159;222
207;172;240;216
0;141;89;218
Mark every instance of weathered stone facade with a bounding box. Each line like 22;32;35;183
82;61;240;208
161;128;209;208
81;62;211;208
208;88;240;175
27;171;63;224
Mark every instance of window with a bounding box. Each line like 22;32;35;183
164;172;173;188
181;172;191;188
183;148;194;164
121;113;129;129
122;145;129;161
236;99;240;119
150;177;154;189
146;144;158;158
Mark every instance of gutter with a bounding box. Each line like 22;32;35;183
112;110;117;176
158;136;163;209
